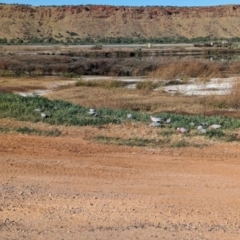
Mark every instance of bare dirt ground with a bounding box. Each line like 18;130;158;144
1;118;240;240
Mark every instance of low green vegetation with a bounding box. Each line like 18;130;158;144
1;36;240;46
75;79;125;88
136;81;162;90
95;136;158;147
95;127;240;148
0;126;10;133
95;135;207;148
170;139;189;148
0;92;141;126
0;125;61;136
0;92;240;146
62;72;82;78
15;126;61;136
1;92;240;129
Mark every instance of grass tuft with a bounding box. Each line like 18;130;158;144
136;81;161;90
202;78;240;110
205;129;225;138
15;127;61;136
75;79;125;89
170;139;189;148
0;125;61;136
148;60;240;80
95;135;175;147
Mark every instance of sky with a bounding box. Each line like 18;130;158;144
2;0;240;7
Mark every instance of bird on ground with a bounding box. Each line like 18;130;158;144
197;125;203;131
41;112;48;118
199;129;207;134
127;113;133;119
209;124;221;129
88;108;96;115
150;116;163;123
88;108;99;117
177;127;188;133
165;118;172;124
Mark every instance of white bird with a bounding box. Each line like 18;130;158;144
88;108;99;117
41;112;48;118
197;125;203;131
150;116;162;123
209;124;221;129
199;129;207;134
177;127;188;133
165;118;171;124
88;108;97;115
127;113;133;119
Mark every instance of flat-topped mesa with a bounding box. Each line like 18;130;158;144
0;4;240;40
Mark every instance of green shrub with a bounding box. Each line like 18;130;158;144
136;81;161;90
224;133;240;142
170;140;189;148
62;72;80;78
75;79;125;89
95;136;162;147
90;44;103;50
206;129;225;138
15;127;61;136
0;126;10;133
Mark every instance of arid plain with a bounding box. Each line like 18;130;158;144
1;44;240;240
1;3;240;239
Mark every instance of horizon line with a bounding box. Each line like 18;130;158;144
1;3;239;7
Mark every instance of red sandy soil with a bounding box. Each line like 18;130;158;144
0;127;240;240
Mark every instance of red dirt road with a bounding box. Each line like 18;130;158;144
1;132;240;240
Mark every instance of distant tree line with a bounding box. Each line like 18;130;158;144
1;36;240;45
0;3;32;6
0;3;219;8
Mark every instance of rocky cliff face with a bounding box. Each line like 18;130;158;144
1;4;240;40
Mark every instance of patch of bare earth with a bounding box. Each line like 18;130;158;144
0;77;75;95
0;118;240;240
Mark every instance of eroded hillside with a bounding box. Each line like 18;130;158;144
0;4;240;41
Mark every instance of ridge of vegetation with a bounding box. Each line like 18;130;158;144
0;93;240;145
0;125;61;136
1;36;240;45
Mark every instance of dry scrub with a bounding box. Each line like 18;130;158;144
149;60;240;80
0;55;158;77
202;78;240;110
0;76;73;94
1;75;240;118
48;77;240;118
2;54;240;78
227;79;240;109
48;85;204;113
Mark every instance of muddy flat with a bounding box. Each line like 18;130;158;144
1;124;240;240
